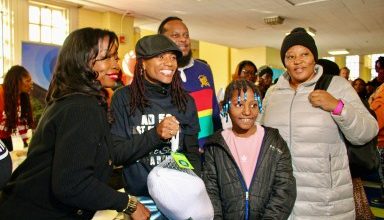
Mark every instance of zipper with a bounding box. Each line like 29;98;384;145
234;158;250;220
329;153;333;187
289;91;297;148
245;191;249;220
220;140;252;220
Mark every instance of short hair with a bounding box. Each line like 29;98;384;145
235;60;257;76
258;65;273;77
340;66;350;74
158;16;183;34
376;56;384;68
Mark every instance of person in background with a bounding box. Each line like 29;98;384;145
340;66;351;81
369;56;384;89
0;65;34;151
232;60;257;83
258;27;378;219
257;65;274;99
0;27;164;220
0;140;11;190
111;34;200;219
203;79;296;219
352;78;368;103
158;16;222;150
369;56;384;207
366;81;376;100
218;60;258;129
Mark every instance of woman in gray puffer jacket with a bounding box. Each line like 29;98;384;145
258;27;378;219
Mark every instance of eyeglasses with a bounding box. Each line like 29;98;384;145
241;69;255;75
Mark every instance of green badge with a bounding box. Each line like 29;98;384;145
171;152;194;170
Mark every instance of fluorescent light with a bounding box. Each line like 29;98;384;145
306;27;316;36
285;0;330;6
328;49;350;55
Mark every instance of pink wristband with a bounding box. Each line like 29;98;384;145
332;99;344;115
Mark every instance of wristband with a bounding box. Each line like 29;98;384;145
332;99;344;115
123;195;138;215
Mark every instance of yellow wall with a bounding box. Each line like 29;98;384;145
230;47;266;74
78;9;103;29
78;9;135;58
265;47;285;70
199;41;230;93
360;55;371;82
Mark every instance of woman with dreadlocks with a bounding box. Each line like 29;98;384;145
110;34;200;219
0;65;34;151
202;79;296;219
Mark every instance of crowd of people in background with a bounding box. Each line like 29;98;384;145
0;16;383;220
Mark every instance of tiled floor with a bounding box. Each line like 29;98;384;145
363;172;384;219
364;181;384;219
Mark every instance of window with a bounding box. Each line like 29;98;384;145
28;1;68;45
370;54;384;80
0;0;13;82
345;55;359;80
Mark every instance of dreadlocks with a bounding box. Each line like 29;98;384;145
129;57;188;115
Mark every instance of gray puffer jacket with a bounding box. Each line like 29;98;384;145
203;126;296;220
258;65;378;220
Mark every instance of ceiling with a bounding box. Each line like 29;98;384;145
63;0;384;57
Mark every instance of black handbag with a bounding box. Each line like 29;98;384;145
315;73;380;176
346;137;380;176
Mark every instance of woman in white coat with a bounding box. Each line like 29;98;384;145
258;27;378;219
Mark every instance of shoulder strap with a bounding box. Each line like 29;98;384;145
314;73;334;91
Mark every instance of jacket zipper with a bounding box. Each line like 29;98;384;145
329;153;333;187
236;168;249;220
217;131;268;220
289;91;297;148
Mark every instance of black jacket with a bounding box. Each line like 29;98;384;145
203;127;296;220
0;141;11;190
110;81;201;196
0;95;164;220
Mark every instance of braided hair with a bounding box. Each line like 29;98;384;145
128;57;188;115
221;79;262;121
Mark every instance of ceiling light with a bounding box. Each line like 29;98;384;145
285;0;330;6
306;27;316;36
263;16;284;25
328;49;350;55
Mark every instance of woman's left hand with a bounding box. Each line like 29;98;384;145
308;90;339;112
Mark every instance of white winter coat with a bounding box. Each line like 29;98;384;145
258;65;378;220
